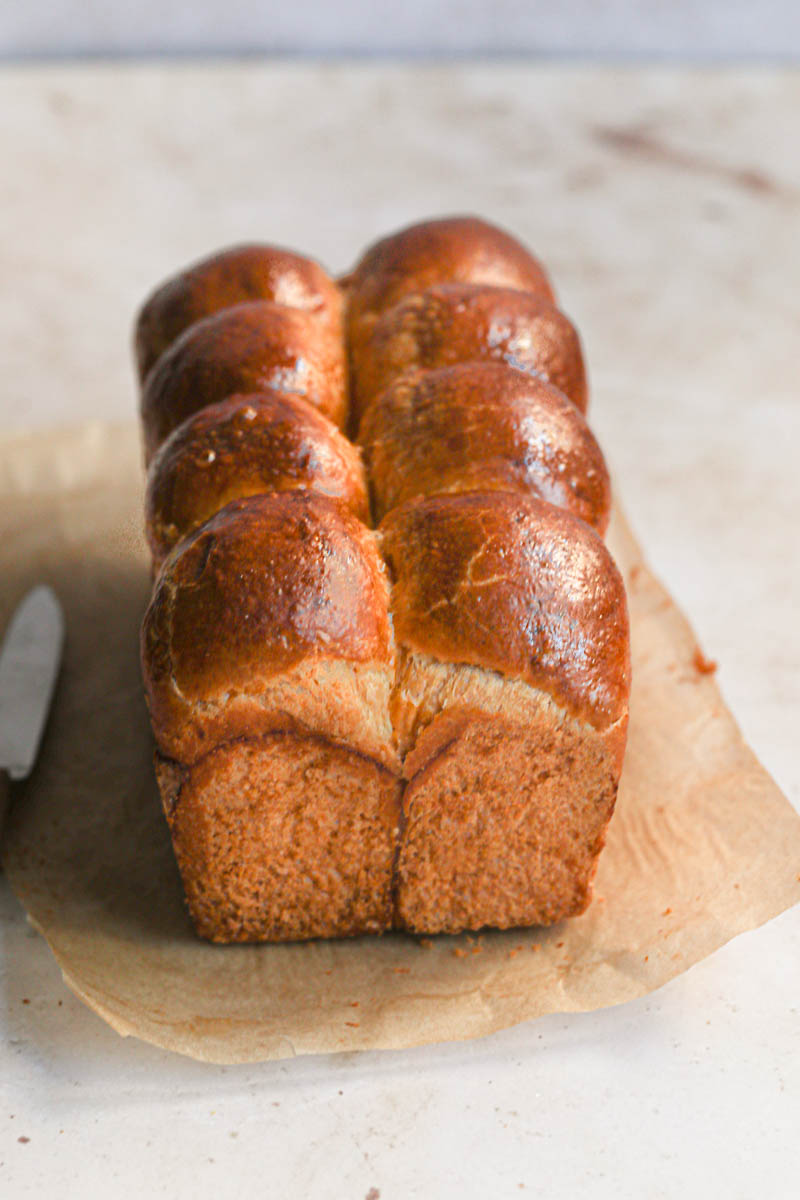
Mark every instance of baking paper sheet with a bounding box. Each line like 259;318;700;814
2;423;799;1063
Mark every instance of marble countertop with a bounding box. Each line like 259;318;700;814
1;62;799;1198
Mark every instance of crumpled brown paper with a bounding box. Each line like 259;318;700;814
2;423;799;1064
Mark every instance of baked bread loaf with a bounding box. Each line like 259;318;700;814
137;215;630;943
135;243;342;383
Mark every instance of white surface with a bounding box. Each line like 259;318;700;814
4;1;800;60
1;62;799;1197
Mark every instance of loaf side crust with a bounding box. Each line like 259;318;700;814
157;731;402;942
394;701;625;934
140;300;348;462
351;282;587;425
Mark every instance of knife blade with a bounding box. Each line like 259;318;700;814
0;585;64;841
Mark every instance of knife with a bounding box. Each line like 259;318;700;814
0;585;64;843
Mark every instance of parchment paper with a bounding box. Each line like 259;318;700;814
2;423;799;1064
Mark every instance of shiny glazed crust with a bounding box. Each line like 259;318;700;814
343;215;554;333
380;491;630;733
359;362;610;527
350;282;588;426
140;300;348;463
141;492;395;766
135;243;342;382
145;390;369;566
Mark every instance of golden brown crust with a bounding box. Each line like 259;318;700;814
140;300;347;463
359;362;610;527
343;215;554;332
135;243;342;382
141;492;394;763
379;491;630;733
137;223;632;943
145;390;369;566
351;283;587;425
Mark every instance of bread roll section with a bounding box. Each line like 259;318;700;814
349;282;588;428
145;390;369;568
135;243;343;383
344;214;554;344
381;493;629;932
140;299;347;463
142;492;400;942
137;216;631;942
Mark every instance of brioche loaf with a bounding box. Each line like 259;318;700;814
138;217;631;942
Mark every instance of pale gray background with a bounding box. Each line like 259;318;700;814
3;0;800;59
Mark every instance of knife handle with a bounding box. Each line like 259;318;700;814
0;768;9;847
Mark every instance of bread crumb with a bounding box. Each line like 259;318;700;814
393;966;410;974
531;943;541;952
345;1021;360;1028
662;907;672;916
453;947;469;958
418;938;433;950
692;647;717;675
556;941;564;948
349;1001;360;1008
